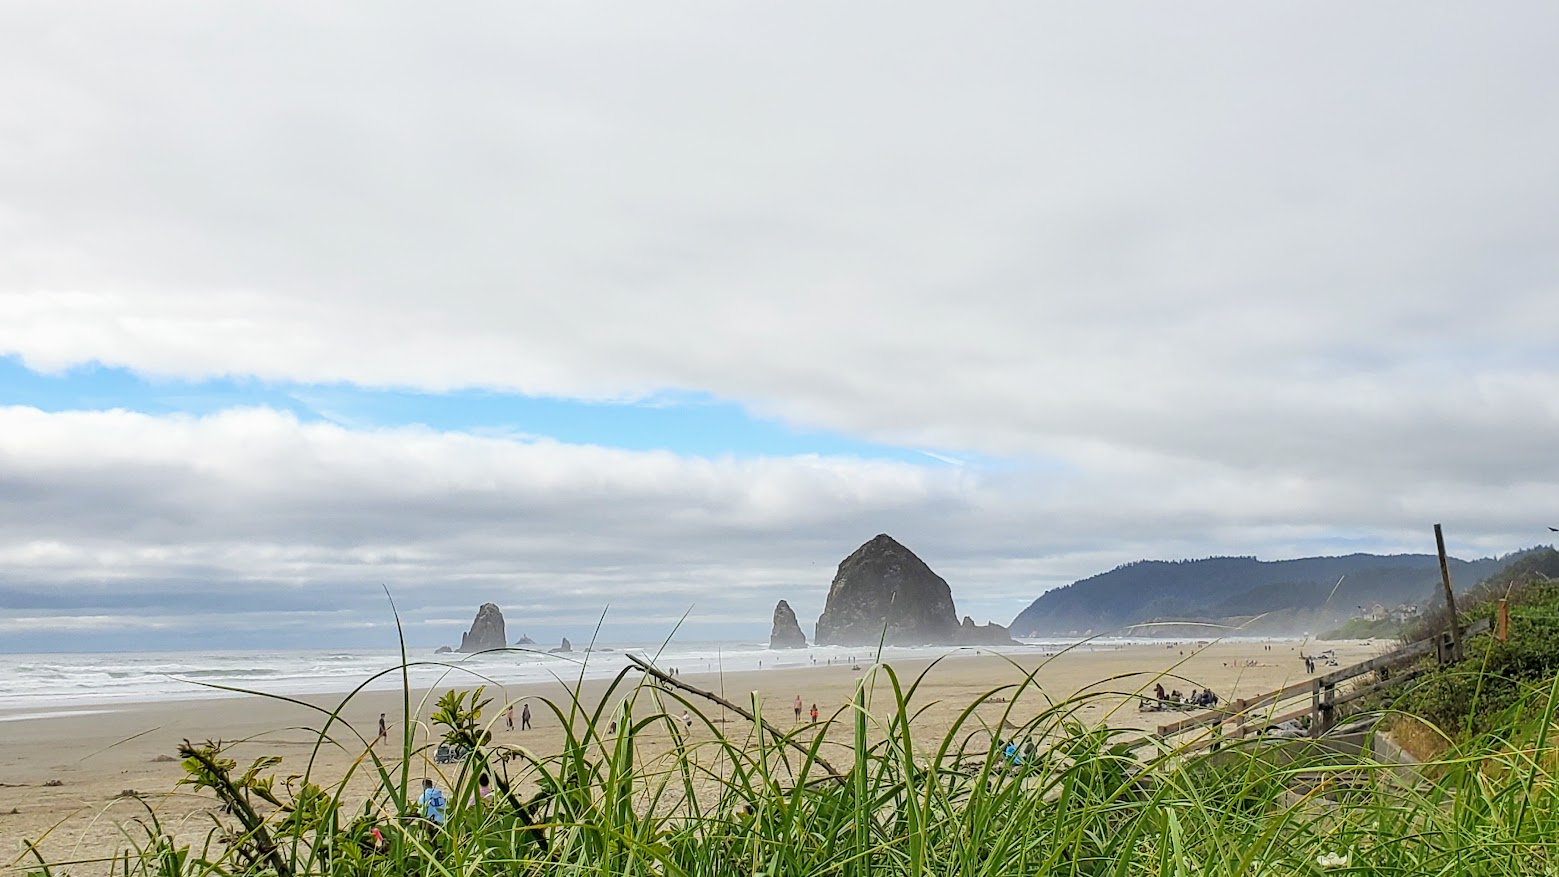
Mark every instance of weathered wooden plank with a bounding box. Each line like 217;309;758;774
1315;640;1433;687
1235;704;1312;737
1330;667;1428;709
1156;678;1315;736
1314;619;1488;687
1158;619;1491;738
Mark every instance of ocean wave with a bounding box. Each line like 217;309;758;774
0;639;1112;709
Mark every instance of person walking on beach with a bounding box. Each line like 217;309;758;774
520;702;531;730
809;703;819;724
682;709;693;730
376;712;388;745
793;695;803;723
505;705;514;731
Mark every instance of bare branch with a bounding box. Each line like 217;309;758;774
624;654;844;781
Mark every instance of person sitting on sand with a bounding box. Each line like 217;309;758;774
418;778;447;825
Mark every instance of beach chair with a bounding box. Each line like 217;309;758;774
433;743;468;764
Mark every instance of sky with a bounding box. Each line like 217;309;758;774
2;3;1557;651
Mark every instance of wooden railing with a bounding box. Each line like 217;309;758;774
1155;617;1491;741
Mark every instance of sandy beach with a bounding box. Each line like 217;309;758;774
0;639;1383;873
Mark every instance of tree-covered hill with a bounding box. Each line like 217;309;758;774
1009;551;1528;636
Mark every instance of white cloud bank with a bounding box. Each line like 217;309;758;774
1;4;1557;645
0;405;1552;648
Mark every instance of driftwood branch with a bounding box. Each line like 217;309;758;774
624;653;844;781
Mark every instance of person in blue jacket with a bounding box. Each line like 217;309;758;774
418;778;447;825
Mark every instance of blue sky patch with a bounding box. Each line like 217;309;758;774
0;356;967;465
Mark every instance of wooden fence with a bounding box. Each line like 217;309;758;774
1156;617;1492;742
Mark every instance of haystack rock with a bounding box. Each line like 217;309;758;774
457;603;507;653
769;600;807;649
815;535;960;645
549;637;572;654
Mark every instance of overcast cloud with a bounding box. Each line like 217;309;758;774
2;3;1557;649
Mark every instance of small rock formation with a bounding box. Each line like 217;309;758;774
958;615;1018;646
514;634;536;646
815;535;960;646
434;645;453;654
549;637;573;654
769;600;807;648
457;603;508;653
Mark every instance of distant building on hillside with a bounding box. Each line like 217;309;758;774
1390;603;1421;623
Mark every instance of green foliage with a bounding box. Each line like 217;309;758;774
1393;576;1559;736
24;652;1559;877
1405;546;1559;643
1318;615;1404;641
431;685;493;752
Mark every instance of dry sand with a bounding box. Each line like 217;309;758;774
0;639;1383;873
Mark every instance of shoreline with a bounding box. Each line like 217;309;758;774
0;635;1335;714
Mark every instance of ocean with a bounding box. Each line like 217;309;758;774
0;636;1288;715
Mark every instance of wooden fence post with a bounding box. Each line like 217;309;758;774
1497;599;1509;642
1435;523;1463;662
1309;679;1323;738
1319;682;1336;735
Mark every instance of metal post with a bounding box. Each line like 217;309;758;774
1434;524;1463;662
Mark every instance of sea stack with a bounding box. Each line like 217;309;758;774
815;535;960;646
550;637;573;654
769;600;807;648
959;615;1018;645
457;603;507;653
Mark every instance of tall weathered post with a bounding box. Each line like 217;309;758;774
1434;523;1463;662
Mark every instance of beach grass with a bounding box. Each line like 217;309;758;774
18;654;1559;877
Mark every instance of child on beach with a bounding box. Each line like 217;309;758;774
418;778;447;825
376;712;388;744
809;703;819;724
